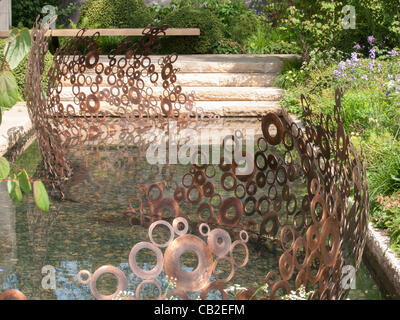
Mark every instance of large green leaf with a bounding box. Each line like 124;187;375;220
0;71;19;110
0;157;10;182
33;181;49;213
4;28;32;70
7;176;22;205
18;169;32;194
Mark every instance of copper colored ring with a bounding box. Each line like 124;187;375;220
256;172;266;188
240;230;249;243
187;185;203;204
173;217;189;236
212;256;235;282
89;265;128;300
199;223;210;237
218;197;243;227
147;183;163;201
244;196;257;216
148;220;175;248
202;181;214;197
245;180;257;196
86;94;100;113
278;250;294;281
164;234;213;292
320;217;340;266
280;225;295;251
154;198;180;219
255;151;268;171
197;203;214;223
262;113;284;145
129;242;164;279
77;270;92;285
230;240;249;268
221;172;237;192
207;228;232;257
234;183;246;199
135;279;162;300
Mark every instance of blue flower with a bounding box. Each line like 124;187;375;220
388;74;393;79
351;52;359;62
388;49;398;57
353;44;362;51
362;75;368;81
368;35;376;45
368;60;375;71
333;70;341;78
338;61;346;71
369;48;376;59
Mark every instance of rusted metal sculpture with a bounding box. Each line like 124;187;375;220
25;19;369;300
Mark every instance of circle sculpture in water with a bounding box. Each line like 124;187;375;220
25;19;369;300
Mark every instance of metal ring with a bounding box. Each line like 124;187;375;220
148;220;175;248
89;265;128;300
173;217;189;236
129;242;164;279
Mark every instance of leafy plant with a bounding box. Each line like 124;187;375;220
245;21;301;54
275;58;305;89
0;28;50;213
0;156;49;212
54;2;83;28
0;28;31;118
213;39;246;54
371;192;400;255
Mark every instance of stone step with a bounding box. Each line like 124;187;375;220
63;54;287;74
55;100;282;117
59;86;283;102
60;72;276;87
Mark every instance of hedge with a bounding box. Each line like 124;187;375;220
79;0;153;28
160;8;225;54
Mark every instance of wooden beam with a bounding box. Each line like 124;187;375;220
0;28;200;38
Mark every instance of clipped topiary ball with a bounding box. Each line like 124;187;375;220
160;8;224;54
79;0;153;28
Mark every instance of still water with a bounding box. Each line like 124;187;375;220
0;135;382;300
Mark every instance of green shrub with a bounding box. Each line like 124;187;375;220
213;39;246;54
160;8;224;54
79;0;153;28
246;22;301;54
228;12;258;45
364;133;400;199
0;39;53;100
275;59;305;89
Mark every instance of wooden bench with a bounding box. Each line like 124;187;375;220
0;28;200;38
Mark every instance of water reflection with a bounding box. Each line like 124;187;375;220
0;118;383;300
